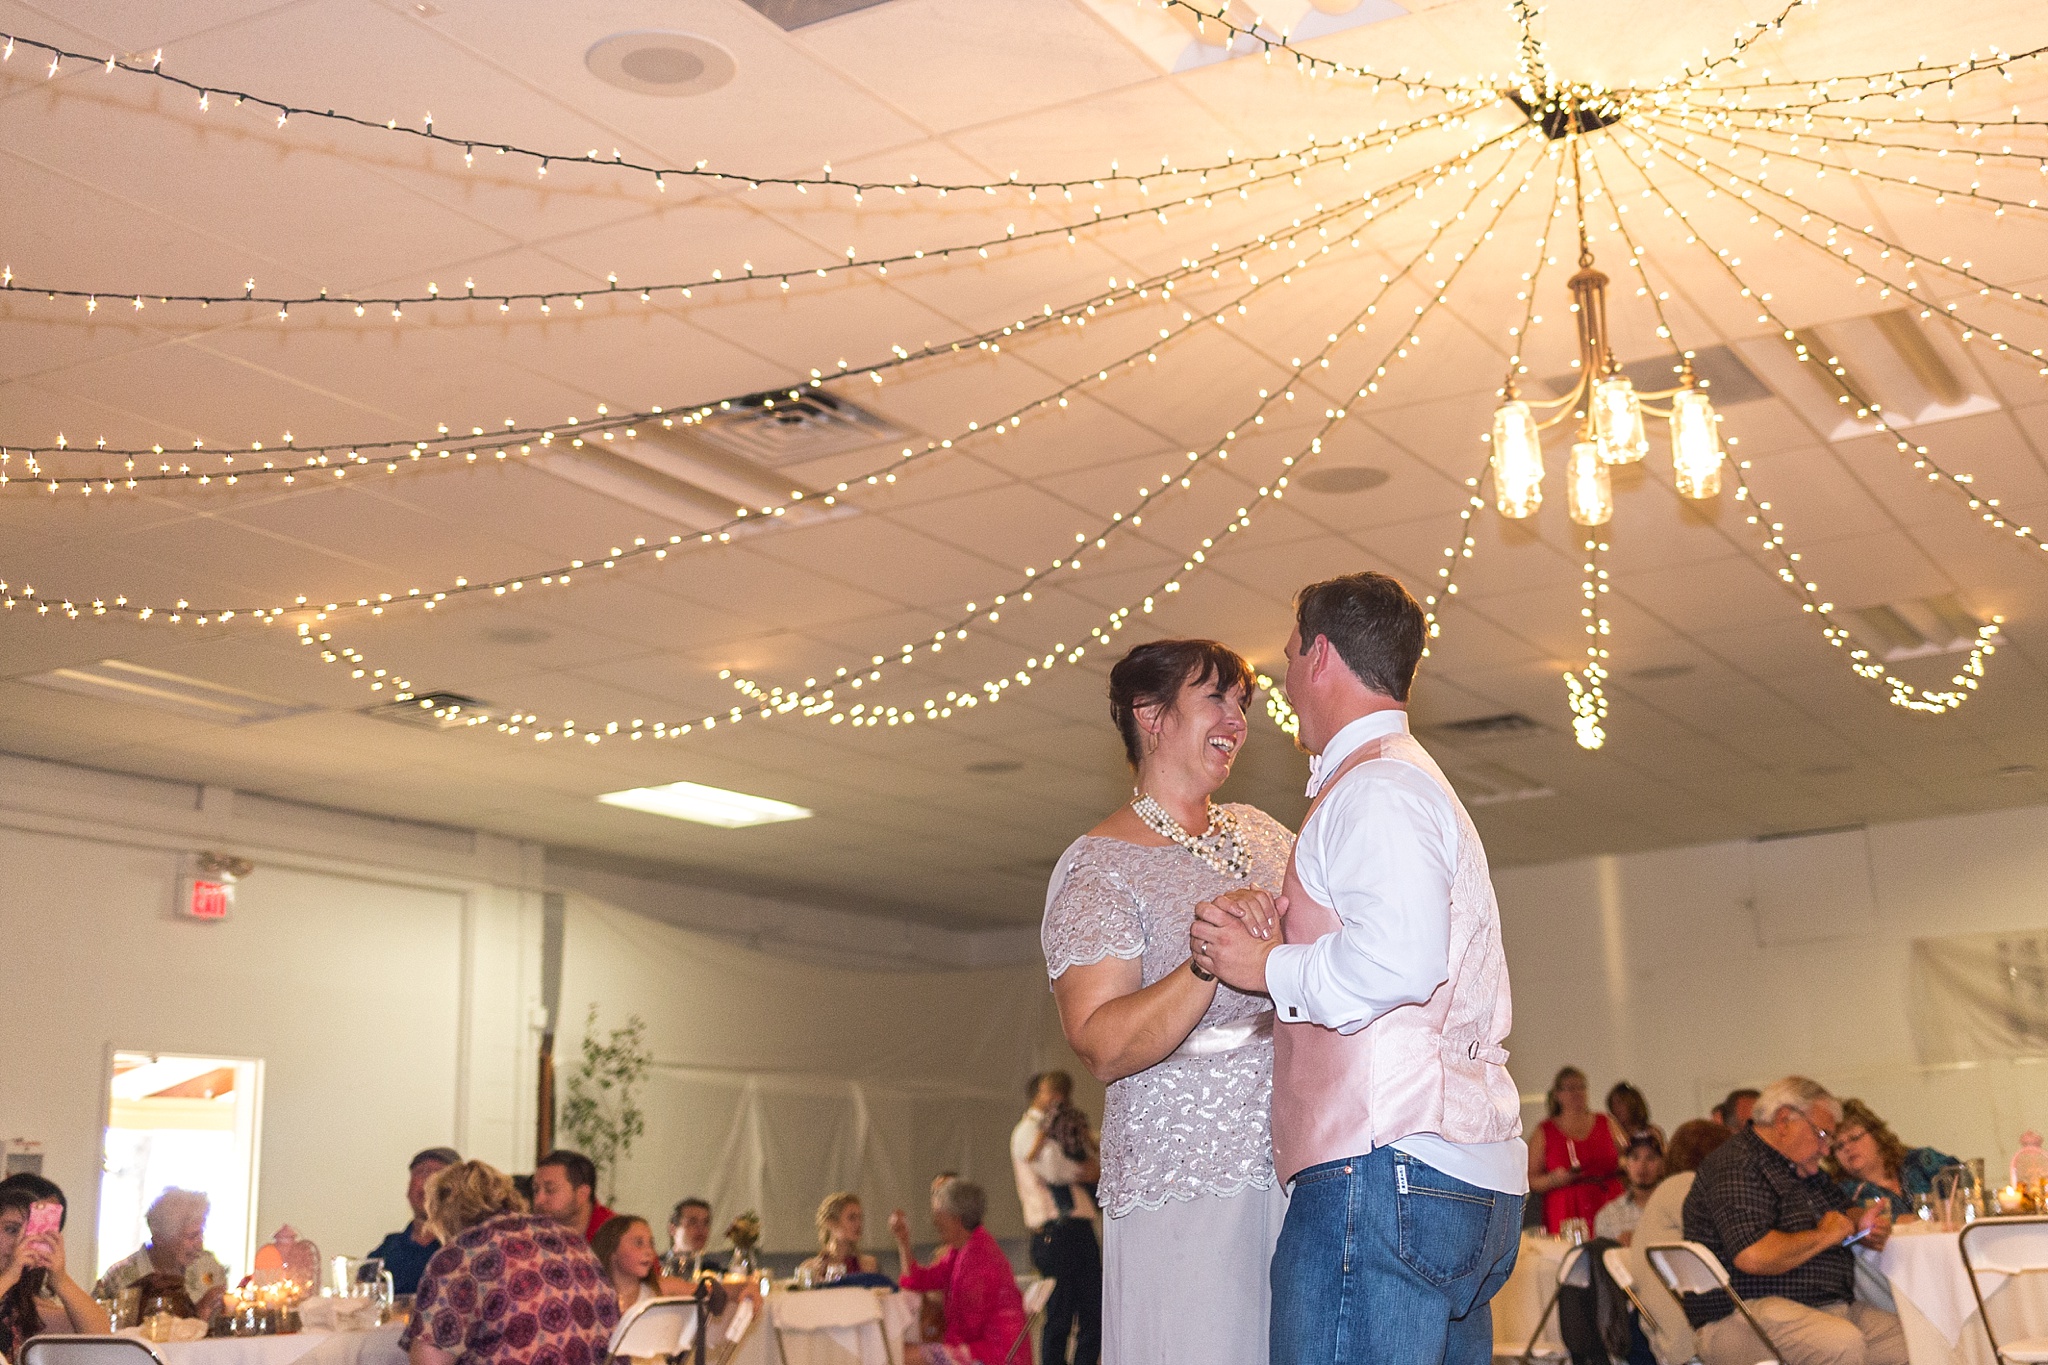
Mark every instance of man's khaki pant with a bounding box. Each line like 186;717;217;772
1696;1298;1907;1365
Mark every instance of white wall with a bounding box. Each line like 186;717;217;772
0;751;1074;1281
0;753;548;1280
1494;804;2048;1176
556;896;1078;1253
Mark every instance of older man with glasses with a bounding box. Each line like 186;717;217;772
1678;1076;1903;1365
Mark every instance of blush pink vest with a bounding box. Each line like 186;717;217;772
1270;729;1522;1185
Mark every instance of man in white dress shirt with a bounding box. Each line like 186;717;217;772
1190;571;1527;1365
1010;1071;1101;1365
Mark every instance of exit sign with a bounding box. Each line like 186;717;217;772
181;877;233;922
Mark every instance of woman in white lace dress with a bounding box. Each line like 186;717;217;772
1043;639;1294;1365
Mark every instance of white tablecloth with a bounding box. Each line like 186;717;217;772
1875;1223;2048;1365
151;1325;407;1365
1491;1234;1571;1358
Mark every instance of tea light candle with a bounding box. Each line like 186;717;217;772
2000;1185;2026;1214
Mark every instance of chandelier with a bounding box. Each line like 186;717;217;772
1487;169;1726;528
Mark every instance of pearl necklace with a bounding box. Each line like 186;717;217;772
1130;792;1251;879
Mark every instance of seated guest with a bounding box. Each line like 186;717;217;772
1713;1088;1760;1131
0;1182;111;1356
1609;1082;1668;1148
1530;1066;1629;1234
1627;1120;1735;1365
368;1147;460;1296
662;1198;724;1278
890;1180;1029;1365
797;1193;882;1284
1825;1099;1959;1220
1561;1134;1666;1365
1598;1134;1667;1247
404;1160;617;1365
531;1150;613;1242
1681;1077;1903;1365
589;1215;692;1313
93;1188;228;1318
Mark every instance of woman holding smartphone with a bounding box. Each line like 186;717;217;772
0;1186;111;1356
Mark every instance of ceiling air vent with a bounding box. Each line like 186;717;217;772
738;0;895;28
363;691;493;731
1443;758;1555;807
1431;713;1545;742
1541;343;1772;407
1849;594;1989;661
692;390;904;467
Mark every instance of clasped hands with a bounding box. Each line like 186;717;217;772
1187;887;1288;994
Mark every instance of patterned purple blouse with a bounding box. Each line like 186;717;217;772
401;1211;619;1365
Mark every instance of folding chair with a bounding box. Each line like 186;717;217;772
1958;1214;2048;1364
20;1339;167;1365
1603;1246;1691;1365
606;1295;703;1365
1006;1277;1057;1365
1518;1241;1595;1365
1646;1241;1784;1363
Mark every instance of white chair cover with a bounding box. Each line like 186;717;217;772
607;1295;701;1360
22;1338;170;1365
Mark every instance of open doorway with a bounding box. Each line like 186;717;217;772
97;1052;263;1285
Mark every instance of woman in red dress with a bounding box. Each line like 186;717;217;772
1526;1067;1628;1234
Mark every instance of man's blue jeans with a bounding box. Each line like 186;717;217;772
1271;1146;1524;1365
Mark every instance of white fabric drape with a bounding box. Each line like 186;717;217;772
560;897;1067;1249
1910;932;2048;1066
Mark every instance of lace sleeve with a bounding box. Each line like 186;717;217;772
1042;844;1146;980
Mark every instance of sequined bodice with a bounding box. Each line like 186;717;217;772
1041;804;1294;1216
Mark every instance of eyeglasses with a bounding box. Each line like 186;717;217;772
1792;1109;1836;1148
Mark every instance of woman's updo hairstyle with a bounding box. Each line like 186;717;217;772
1107;639;1257;767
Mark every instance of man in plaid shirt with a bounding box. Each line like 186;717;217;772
1678;1077;1904;1365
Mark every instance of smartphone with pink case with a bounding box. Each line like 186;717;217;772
23;1202;61;1238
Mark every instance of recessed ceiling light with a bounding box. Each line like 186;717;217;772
1294;466;1390;494
23;660;317;726
598;780;812;828
586;32;736;98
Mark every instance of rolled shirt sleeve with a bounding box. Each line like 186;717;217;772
1265;762;1457;1033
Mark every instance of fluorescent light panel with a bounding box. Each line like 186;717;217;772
597;780;812;829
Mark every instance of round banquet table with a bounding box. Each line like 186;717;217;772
146;1325;407;1365
1490;1233;1570;1358
1868;1222;2048;1365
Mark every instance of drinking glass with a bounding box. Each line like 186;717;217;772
1560;1217;1589;1246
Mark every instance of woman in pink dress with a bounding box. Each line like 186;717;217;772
1527;1066;1627;1234
889;1180;1028;1365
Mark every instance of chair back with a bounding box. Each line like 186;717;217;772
770;1285;883;1332
22;1339;169;1365
607;1296;700;1361
1959;1215;2048;1276
1645;1241;1732;1297
1958;1214;2048;1365
1603;1247;1686;1365
1022;1277;1057;1317
1558;1242;1595;1290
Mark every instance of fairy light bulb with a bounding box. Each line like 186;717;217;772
1490;400;1544;518
1566;440;1614;526
1670;389;1724;499
1592;374;1648;465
